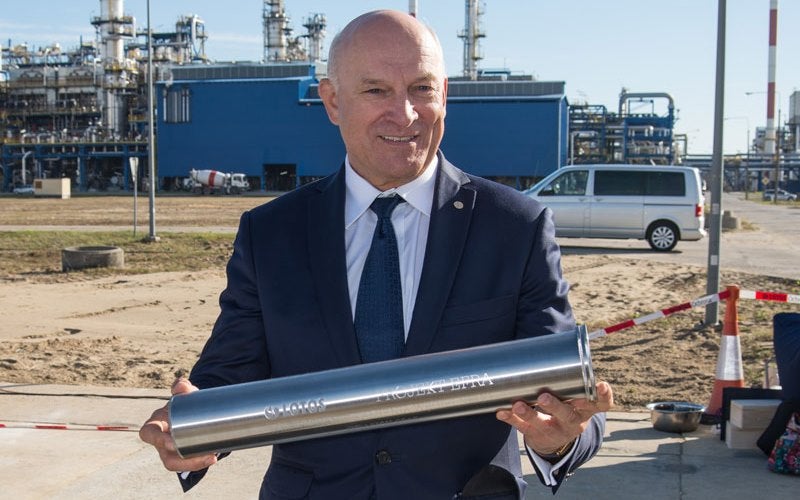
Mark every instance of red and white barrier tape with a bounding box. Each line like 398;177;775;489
588;287;799;340
740;289;800;304
0;422;133;431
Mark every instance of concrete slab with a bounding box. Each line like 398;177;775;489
1;383;795;499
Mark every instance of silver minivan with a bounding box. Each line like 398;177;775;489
524;165;706;251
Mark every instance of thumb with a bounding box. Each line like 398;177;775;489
171;377;199;396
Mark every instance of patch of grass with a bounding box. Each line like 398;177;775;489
0;231;234;281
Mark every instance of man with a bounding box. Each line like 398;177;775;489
140;10;613;499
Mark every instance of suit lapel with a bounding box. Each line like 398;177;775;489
307;167;362;367
405;156;475;356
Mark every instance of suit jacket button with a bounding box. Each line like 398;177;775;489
375;450;392;465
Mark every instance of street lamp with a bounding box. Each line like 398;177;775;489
145;0;159;242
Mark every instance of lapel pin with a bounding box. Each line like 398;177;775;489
453;201;464;210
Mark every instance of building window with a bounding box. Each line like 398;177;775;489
163;87;191;123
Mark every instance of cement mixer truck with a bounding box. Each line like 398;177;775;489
185;169;250;194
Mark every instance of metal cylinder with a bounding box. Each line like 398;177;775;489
170;326;595;458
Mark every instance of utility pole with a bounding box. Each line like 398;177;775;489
705;0;726;326
146;0;159;242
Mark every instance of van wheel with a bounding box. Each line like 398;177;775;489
647;221;678;251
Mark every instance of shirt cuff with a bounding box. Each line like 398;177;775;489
527;441;576;486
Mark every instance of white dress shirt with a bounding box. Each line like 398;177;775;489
342;154;571;485
344;156;436;338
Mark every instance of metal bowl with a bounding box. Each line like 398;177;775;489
646;401;705;433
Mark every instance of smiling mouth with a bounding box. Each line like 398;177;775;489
380;134;417;143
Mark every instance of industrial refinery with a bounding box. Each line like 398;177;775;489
1;0;799;193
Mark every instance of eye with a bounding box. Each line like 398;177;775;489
413;84;439;97
364;88;385;95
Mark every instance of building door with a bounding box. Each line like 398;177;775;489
263;164;296;191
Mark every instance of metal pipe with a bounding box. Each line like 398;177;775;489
170;327;595;458
618;92;675;116
21;150;32;185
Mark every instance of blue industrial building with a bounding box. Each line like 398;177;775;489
156;63;567;191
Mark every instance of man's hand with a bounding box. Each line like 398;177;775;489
139;378;218;472
496;381;614;456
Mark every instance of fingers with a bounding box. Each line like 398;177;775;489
140;418;217;471
159;448;218;472
496;397;575;454
495;381;615;454
596;381;614;410
496;400;544;433
535;393;582;424
571;381;614;414
139;405;170;446
139;377;215;472
172;377;199;396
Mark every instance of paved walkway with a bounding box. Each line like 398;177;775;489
1;383;795;499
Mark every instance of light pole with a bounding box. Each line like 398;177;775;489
146;0;159;242
705;0;726;327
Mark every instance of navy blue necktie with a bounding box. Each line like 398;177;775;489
354;195;405;363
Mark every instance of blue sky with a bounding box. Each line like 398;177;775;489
3;0;799;155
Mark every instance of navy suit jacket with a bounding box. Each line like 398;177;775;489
187;153;605;499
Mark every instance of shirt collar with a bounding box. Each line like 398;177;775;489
344;155;438;228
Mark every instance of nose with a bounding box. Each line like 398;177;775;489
386;93;418;127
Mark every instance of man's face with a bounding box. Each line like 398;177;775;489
319;15;447;190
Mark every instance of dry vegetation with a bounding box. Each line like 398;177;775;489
0;194;270;227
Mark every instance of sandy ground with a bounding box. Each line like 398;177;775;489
1;195;798;410
1;253;796;409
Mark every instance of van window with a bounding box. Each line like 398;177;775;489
594;170;686;196
595;171;646;195
540;170;588;196
645;172;685;196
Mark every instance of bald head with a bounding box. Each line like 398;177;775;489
317;9;448;190
326;10;445;87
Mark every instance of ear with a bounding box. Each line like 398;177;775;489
441;77;448;117
318;78;340;125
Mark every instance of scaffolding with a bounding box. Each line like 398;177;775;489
568;90;676;165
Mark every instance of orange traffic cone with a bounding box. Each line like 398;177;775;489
705;285;745;417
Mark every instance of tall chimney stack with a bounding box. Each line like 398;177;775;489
765;0;778;154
